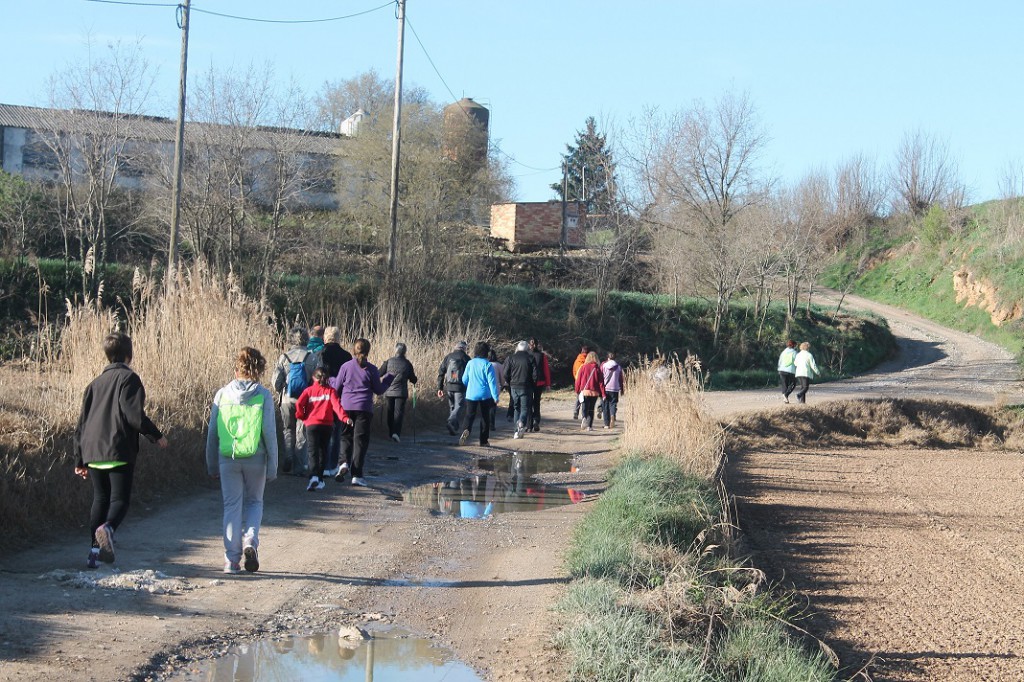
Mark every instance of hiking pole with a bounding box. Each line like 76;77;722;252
411;384;417;444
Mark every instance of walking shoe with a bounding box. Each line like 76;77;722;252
532;425;540;432
351;476;368;487
513;429;522;440
243;546;259;573
87;548;100;570
459;429;470;446
94;523;115;564
335;463;350;482
391;434;401;443
224;561;242;575
783;397;790;404
446;424;456;436
307;476;322;492
324;466;339;478
480;441;490;447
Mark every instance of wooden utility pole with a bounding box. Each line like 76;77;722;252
168;0;191;287
386;0;406;274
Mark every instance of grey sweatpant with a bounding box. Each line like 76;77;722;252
279;397;308;474
219;454;268;564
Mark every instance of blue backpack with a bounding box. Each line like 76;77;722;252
287;353;310;398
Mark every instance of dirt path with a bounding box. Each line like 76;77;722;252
0;399;610;682
711;292;1024;680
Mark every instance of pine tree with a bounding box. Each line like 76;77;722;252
551;117;617;221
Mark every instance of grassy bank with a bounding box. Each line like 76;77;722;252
821;204;1024;358
554;357;835;680
0;259;896;388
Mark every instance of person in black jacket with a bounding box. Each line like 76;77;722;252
436;341;470;436
380;342;418;443
503;340;537;439
74;333;168;569
320;326;352;475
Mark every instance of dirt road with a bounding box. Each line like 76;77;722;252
713;292;1024;680
2;291;1021;682
0;403;610;682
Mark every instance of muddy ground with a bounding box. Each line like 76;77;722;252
2;290;1023;682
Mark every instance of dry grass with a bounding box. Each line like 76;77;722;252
727;398;1015;452
620;354;727;480
0;269;493;542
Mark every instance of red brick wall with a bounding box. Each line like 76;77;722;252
490;201;585;250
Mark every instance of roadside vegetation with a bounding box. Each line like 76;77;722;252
555;356;837;681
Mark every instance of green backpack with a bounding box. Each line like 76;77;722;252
217;393;265;458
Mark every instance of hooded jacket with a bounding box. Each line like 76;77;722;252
572;352;588;379
381;355;418;399
601;360;623;392
74;363;163;468
205;380;278;478
331;358;394;413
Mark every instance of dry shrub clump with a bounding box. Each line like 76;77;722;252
0;269;280;542
620;354;726;479
728;398;1009;452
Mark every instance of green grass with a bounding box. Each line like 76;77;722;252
557;455;837;682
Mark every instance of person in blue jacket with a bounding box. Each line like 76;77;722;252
458;341;500;447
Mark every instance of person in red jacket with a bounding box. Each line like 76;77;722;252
574;351;606;431
295;368;352;491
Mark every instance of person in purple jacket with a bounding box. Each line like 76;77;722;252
601;351;624;429
330;338;393;487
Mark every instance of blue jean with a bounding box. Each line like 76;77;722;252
279;397;307;474
510;387;532;430
446;391;466;433
219;453;268;564
602;391;619;427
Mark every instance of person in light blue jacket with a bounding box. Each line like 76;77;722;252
458;341;501;447
777;340;798;404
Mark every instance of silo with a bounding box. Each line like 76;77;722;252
442;98;489;172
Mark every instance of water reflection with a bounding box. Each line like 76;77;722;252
473;450;576;476
171;630;482;682
405;451;583;519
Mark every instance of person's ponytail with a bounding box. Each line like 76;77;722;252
353;338;370;367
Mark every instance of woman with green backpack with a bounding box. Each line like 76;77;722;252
206;347;279;574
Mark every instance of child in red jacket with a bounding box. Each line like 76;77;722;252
296;368;352;491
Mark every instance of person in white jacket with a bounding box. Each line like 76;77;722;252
777;340;798;404
794;341;820;404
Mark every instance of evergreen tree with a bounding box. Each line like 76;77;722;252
551;117;617;221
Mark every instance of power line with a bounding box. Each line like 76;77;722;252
190;1;395;24
405;16;559;174
85;0;177;7
85;0;395;22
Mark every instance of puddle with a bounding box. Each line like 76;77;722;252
473;450;577;476
169;628;482;682
404;475;583;518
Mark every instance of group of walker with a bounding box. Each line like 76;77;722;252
72;329;624;575
777;340;820;404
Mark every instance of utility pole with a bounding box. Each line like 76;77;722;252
386;0;406;274
168;0;191;288
559;160;568;254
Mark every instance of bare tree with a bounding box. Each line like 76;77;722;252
832;153;887;249
643;92;771;344
891;130;964;217
314;69;431;132
42;39;156;297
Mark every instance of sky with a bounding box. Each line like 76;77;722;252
3;0;1023;203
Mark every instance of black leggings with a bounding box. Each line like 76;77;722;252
386;397;407;437
306;424;333;477
89;463;135;547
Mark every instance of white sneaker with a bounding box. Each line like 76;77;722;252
324;467;339;478
783;397;790;404
391;434;401;443
307;476;320;492
351;476;368;487
459;429;470;446
513;430;521;439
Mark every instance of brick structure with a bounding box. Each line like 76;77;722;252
490;201;585;251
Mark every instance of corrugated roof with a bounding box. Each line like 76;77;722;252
0;103;346;156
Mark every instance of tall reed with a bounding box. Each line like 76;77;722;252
619;353;726;480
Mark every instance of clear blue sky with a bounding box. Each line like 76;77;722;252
3;0;1022;203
